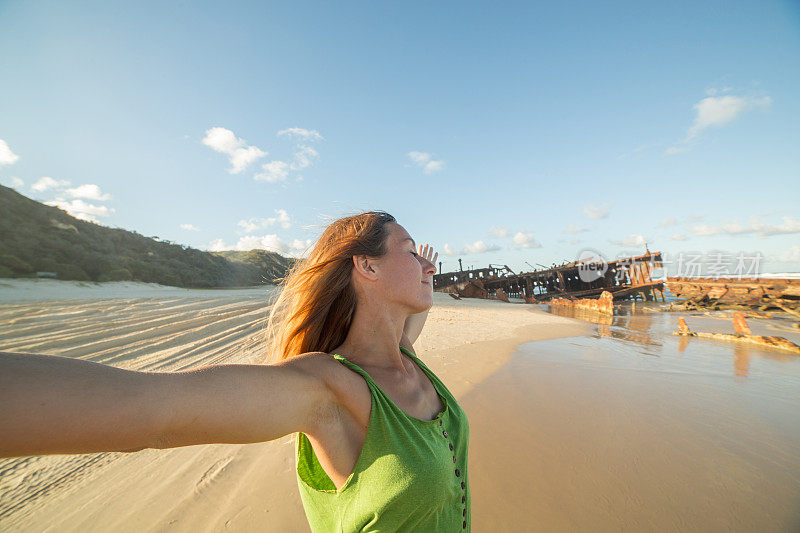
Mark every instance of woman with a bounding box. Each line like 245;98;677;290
0;210;471;532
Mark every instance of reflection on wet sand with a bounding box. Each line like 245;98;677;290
733;342;751;377
549;302;656;346
548;301;800;377
463;301;800;531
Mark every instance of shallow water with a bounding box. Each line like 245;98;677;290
531;302;800;382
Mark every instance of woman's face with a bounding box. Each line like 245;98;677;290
374;222;437;313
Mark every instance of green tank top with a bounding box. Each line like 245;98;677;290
295;345;471;532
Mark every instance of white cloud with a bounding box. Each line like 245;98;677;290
207;234;286;253
291;144;319;170
45;198;113;222
569;237;581;245
443;243;459;256
441;240;501;255
270;209;292;229
206;238;228;252
758;216;800;236
238;210;292;233
289;238;314;252
277;127;324;142
423;160;445;173
223;126;324;182
463;240;501;254
205;233;311;258
776;245;800;263
666;93;771;155
581;203;610;220
0;139;19;166
689;95;770;139
229;146;267;174
202;127;267;174
180;224;200;231
691;224;720;236
610;234;647;247
237;218;268;233
407;151;445;174
236;234;286;252
254;160;290;183
65;184;111;201
489;226;509;238
671;233;689;241
31;176;70;192
566;224;588;234
689;215;800;238
719;220;752;235
705;87;732;96
511;231;541;249
659;217;678;227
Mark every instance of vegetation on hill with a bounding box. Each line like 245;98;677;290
0;185;296;287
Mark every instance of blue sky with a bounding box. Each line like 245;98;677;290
1;1;798;276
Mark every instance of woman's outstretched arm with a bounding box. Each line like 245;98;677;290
0;350;335;458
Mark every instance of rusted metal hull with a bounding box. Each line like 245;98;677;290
434;252;665;303
666;277;800;310
551;290;614;315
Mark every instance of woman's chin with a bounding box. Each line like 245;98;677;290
419;294;434;310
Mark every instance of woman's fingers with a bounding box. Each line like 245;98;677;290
418;244;438;272
418;244;431;261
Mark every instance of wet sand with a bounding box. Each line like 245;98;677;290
0;282;588;531
466;305;800;531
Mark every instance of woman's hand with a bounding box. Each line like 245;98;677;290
418;243;438;273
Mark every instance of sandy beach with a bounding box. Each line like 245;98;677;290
1;281;799;531
0;281;587;531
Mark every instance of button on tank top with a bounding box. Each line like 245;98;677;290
295;345;471;532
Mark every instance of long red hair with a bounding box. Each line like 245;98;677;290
266;210;396;362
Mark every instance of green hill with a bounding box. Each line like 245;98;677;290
0;185;296;287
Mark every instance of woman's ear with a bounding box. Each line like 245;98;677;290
352;255;379;281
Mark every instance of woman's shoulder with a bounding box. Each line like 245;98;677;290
286;351;370;398
289;351;372;433
280;351;352;381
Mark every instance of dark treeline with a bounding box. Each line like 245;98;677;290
0;185;296;288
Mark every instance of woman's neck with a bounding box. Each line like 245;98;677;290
332;298;411;375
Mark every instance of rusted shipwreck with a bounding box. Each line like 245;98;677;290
433;252;665;303
666;277;800;312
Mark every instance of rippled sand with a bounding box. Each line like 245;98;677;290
0;283;584;531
